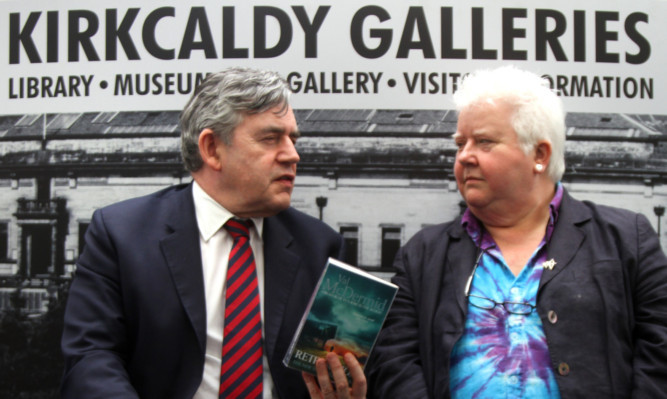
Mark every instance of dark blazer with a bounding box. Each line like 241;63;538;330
368;190;667;398
61;183;344;399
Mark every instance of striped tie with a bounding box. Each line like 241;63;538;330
220;219;263;398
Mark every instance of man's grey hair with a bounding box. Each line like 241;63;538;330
453;65;566;182
179;67;292;172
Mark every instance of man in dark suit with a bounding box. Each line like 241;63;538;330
61;67;346;398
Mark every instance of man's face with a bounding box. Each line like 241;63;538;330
217;105;300;218
453;101;536;217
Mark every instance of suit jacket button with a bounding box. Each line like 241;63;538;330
558;362;570;376
548;310;558;324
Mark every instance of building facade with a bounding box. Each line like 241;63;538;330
0;109;665;314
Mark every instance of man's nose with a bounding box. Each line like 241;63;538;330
279;136;300;163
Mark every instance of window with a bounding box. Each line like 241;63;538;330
14;114;41;127
0;288;15;311
381;227;401;269
47;113;81;129
339;226;359;266
91;111;118;124
0;221;8;260
21;224;51;276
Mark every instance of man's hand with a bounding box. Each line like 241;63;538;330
302;352;367;399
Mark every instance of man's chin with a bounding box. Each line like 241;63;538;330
257;198;293;218
273;200;292;213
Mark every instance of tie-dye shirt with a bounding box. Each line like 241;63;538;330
449;183;563;399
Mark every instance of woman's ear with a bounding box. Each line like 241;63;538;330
534;140;552;170
198;128;223;171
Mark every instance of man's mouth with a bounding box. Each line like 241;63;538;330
275;174;295;185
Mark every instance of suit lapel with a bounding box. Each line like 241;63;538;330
262;216;300;361
540;190;591;289
159;184;207;353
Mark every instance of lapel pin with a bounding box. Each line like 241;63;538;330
542;258;557;270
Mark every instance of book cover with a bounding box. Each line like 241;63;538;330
283;257;398;375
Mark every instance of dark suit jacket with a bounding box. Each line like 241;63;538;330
368;190;667;398
61;183;344;398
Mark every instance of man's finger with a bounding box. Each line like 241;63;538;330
344;353;367;399
302;371;322;399
326;352;351;399
315;357;336;398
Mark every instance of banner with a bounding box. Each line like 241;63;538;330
0;2;665;396
2;0;665;113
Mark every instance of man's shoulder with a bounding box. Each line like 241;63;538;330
93;184;193;229
100;184;191;214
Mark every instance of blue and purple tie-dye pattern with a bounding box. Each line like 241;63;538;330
450;184;564;398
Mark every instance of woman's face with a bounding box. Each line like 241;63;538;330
454;101;538;219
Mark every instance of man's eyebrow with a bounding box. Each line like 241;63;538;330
261;125;284;133
258;126;300;139
260;125;291;133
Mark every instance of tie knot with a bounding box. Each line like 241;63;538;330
224;218;251;239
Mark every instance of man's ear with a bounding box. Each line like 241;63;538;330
198;128;223;171
534;140;552;168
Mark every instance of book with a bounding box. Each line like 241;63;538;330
283;257;398;376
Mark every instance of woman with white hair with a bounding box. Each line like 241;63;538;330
367;66;667;398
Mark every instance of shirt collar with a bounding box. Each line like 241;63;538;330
462;182;564;248
191;181;264;242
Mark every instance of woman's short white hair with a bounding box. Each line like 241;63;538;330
453;65;566;182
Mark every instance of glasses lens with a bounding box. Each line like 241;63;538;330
468;295;496;310
505;302;533;315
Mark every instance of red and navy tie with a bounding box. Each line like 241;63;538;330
219;219;263;398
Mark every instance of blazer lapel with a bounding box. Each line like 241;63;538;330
262;217;300;361
159;184;207;353
432;221;476;398
451;243;478;316
540;190;591;289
